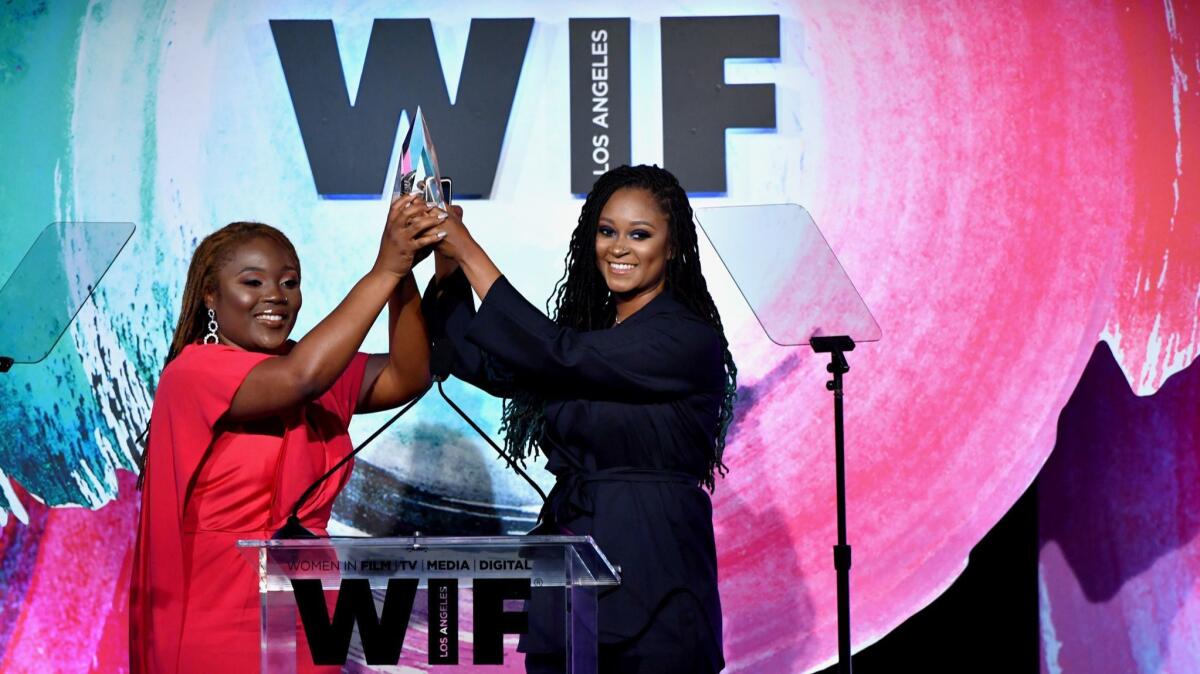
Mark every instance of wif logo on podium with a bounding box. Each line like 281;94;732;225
292;577;530;666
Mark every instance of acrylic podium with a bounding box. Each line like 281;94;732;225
237;535;620;672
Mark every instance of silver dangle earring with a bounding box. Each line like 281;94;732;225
204;308;219;344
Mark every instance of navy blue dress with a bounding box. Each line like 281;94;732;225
423;270;726;673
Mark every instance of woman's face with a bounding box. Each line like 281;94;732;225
204;236;302;354
594;187;671;303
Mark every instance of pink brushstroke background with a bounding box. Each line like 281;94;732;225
716;0;1198;671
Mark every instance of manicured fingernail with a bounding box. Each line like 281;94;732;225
437;212;448;220
437;230;447;239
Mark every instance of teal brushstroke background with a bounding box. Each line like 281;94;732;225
0;0;535;522
0;0;116;516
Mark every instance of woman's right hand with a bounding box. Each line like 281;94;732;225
432;204;475;263
373;193;447;279
432;206;461;281
433;203;503;300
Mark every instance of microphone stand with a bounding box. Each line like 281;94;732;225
436;379;547;502
430;338;546;501
811;335;855;674
274;339;548;540
274;390;427;539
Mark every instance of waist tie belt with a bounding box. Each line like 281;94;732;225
537;467;702;530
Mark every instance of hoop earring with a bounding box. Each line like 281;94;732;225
204;308;219;344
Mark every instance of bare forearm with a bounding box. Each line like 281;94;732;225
457;239;503;300
434;250;459;283
227;194;444;421
286;269;399;397
430;204;500;299
386;273;431;390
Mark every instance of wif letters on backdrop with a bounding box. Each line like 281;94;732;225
270;15;780;198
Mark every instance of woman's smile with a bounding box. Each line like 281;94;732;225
253;308;288;326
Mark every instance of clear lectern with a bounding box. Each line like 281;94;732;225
238;535;620;672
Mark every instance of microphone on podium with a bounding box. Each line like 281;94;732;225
431;338;455;383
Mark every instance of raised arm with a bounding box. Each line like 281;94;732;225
430;205;502;301
465;276;724;400
225;195;444;422
422;265;520;398
357;272;433;413
430;210;722;400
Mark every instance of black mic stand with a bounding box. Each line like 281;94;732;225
811;334;855;674
274;390;428;539
431;338;547;502
274;336;548;540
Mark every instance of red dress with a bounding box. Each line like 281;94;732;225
130;344;369;674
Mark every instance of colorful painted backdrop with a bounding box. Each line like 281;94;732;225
0;1;1197;672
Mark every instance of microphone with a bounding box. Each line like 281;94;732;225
431;338;454;383
435;379;547;502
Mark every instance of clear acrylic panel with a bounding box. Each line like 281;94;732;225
238;536;615;673
695;204;880;346
0;221;135;363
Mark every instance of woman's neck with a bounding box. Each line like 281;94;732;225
613;281;666;323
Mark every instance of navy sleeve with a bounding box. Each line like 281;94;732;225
465;276;724;400
421;269;518;397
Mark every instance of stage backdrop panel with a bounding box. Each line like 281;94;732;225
0;1;1197;673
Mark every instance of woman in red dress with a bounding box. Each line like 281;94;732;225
130;195;447;673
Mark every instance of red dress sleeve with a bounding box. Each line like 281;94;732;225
130;344;272;674
278;352;370;521
318;351;370;427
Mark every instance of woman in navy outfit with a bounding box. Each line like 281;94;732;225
423;165;737;673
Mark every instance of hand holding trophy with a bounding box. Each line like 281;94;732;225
391;108;477;269
383;106;454;271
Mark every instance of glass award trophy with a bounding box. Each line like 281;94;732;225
695;204;879;674
391;107;447;208
0;221;135;372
